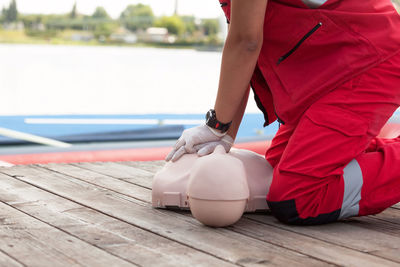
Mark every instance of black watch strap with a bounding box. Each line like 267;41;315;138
205;109;232;133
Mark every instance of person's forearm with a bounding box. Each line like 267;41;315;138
213;34;262;125
212;0;267;135
226;85;250;140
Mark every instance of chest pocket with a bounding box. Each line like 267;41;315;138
263;4;378;103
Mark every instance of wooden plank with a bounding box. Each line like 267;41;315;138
0;201;133;267
340;208;400;241
392;203;400;209
119;161;165;173
1;165;328;266
49;162;400;265
73;162;154;189
0;250;24;267
245;213;400;263
40;163;152;203
0;172;236;267
373;207;400;225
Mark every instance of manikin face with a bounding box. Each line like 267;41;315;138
152;145;273;227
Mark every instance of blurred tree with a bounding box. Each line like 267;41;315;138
202;19;219;36
92;7;110;19
180;16;197;35
5;0;18;22
155;16;185;36
120;4;154;31
20;14;43;28
93;22;117;40
0;7;6;22
70;2;77;19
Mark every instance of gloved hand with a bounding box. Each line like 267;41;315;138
193;134;234;156
165;124;226;162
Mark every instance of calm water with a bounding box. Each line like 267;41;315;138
0;44;260;116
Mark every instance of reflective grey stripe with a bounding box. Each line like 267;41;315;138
301;0;329;8
339;159;363;219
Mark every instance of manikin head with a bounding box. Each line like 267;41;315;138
187;145;250;227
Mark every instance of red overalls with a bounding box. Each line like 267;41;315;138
219;0;400;224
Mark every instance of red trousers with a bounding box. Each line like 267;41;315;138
265;52;400;224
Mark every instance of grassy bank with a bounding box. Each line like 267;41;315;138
0;29;223;50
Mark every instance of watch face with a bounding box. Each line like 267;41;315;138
206;110;215;127
206;109;214;121
206;110;211;119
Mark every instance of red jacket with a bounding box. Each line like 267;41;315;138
219;0;400;125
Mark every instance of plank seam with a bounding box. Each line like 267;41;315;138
0;247;26;267
113;161;165;172
39;165;151;204
69;163;152;190
368;214;400;226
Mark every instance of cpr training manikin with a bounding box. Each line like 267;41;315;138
152;145;273;227
152;122;400;227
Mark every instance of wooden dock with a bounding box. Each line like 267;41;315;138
0;161;400;266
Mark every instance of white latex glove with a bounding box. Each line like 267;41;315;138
165;124;225;162
193;135;234;156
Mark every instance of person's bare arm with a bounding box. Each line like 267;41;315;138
214;0;268;132
226;85;249;140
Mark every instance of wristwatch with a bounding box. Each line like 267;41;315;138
205;109;232;133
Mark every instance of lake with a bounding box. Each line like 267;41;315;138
0;44;260;115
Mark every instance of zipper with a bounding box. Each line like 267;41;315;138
277;22;323;65
250;81;270;127
275;110;285;126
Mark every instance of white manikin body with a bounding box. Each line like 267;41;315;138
152;145;273;227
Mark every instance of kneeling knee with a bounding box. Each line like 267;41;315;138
267;199;301;225
267;198;341;225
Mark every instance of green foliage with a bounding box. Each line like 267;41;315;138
41;14;71;30
93;22;117;39
155;16;185;36
205;34;221;46
92;7;110;19
20;14;45;27
3;0;18;22
120;4;154;31
202;19;219;36
180;16;198;35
